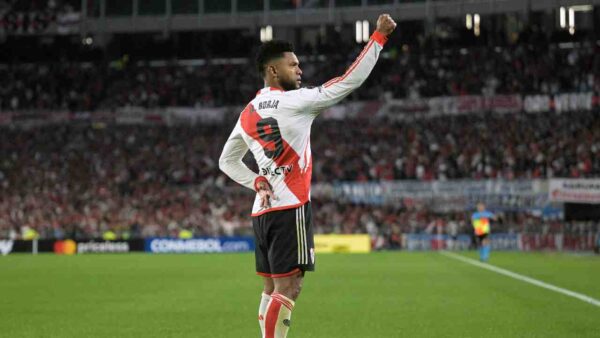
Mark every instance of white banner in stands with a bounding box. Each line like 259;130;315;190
554;93;593;113
166;107;227;125
549;179;600;204
379;93;596;118
380;95;523;119
329;180;548;210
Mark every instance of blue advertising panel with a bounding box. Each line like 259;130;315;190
144;237;255;253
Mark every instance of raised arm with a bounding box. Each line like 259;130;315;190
296;14;396;113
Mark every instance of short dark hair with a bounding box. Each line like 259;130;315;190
256;40;294;78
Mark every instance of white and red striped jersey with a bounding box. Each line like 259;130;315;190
219;31;387;216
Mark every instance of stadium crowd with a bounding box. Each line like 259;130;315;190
0;109;598;241
312;112;600;181
0;0;79;34
1;16;599;244
1;38;598;111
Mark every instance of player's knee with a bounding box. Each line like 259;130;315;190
263;285;274;295
276;284;295;299
275;278;303;300
293;281;303;300
263;278;274;295
280;284;301;300
290;276;304;300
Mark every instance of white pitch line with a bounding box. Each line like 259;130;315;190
440;251;600;308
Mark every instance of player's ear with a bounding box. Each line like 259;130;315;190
267;64;278;78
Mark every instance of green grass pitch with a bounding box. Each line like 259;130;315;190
1;251;599;337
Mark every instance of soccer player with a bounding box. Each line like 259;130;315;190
471;202;496;262
219;14;396;338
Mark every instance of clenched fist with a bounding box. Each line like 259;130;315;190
376;14;396;36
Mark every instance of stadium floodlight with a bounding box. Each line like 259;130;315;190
266;25;273;41
559;5;592;32
567;7;575;35
569;4;593;12
465;14;473;30
355;20;369;43
559;7;566;28
568;8;575;25
473;14;480;37
362;20;369;44
260;25;273;42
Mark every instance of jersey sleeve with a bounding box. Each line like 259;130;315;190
293;31;388;115
218;119;259;191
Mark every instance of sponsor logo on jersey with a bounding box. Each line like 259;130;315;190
0;240;14;256
261;164;293;176
258;100;279;110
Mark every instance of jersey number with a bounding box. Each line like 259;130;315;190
257;117;283;159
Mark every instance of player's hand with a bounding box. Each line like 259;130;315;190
257;181;277;209
376;14;396;36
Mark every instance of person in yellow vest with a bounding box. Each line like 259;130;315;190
471;202;496;262
178;229;193;239
22;226;39;240
102;230;117;241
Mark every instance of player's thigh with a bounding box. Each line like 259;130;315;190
253;215;272;274
268;203;315;274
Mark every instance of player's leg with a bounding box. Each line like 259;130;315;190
259;277;274;336
263;272;302;338
477;234;485;261
263;277;274;294
482;237;491;261
253;215;273;337
478;235;490;262
262;203;315;338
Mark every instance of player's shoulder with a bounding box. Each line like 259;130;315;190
251;86;322;117
279;87;323;112
279;86;321;98
295;86;322;95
